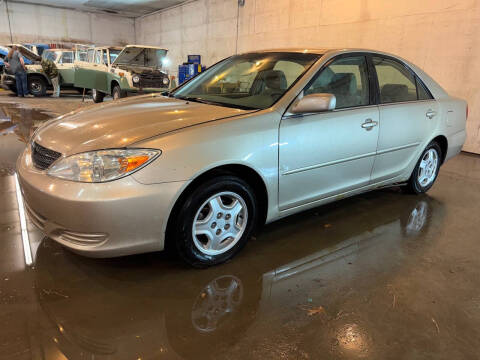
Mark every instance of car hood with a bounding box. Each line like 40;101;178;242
112;46;168;68
35;95;254;156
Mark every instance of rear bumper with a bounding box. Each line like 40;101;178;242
445;129;466;161
17;148;186;258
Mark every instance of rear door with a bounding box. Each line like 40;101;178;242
370;56;438;183
74;49;109;93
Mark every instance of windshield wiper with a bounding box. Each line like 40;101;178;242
174;95;259;110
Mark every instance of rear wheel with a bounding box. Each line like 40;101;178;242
112;85;126;100
92;89;105;103
171;176;258;267
405;141;442;194
28;76;47;97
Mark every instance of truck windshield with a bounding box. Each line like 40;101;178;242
172;52;320;110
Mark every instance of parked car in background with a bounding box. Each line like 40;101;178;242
18;48;467;267
1;48;83;96
73;45;170;103
0;46;8;73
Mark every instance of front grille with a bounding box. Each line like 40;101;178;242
138;72;169;88
31;142;61;170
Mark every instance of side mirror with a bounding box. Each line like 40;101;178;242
290;93;336;114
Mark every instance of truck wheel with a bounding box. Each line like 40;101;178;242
28;76;47;97
112;85;126;100
92;89;105;103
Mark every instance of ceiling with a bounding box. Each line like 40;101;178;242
7;0;189;17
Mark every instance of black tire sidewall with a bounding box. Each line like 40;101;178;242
112;85;121;100
174;176;258;267
409;142;442;194
28;76;47;96
92;89;104;103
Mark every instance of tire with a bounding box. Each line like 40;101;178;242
28;76;47;97
92;88;105;103
112;84;126;100
404;141;442;194
171;175;258;267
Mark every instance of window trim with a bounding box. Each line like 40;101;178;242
370;54;434;105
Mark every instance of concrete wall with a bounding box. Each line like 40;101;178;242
0;1;135;46
135;0;480;154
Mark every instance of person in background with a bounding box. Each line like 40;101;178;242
5;45;32;98
41;56;60;97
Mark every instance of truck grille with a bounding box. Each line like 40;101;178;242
31;142;61;170
138;72;169;88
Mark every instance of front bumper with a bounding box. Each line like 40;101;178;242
0;73;15;89
17;148;187;257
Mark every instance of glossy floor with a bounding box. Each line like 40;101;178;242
1;99;480;359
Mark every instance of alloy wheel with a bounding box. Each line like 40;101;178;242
417;149;438;187
192;191;248;256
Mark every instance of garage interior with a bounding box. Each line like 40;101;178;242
1;0;480;359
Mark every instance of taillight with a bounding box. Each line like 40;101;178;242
466;104;469;119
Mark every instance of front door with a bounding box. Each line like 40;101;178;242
370;56;439;182
56;51;75;85
279;55;379;210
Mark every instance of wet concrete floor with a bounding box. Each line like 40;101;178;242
1;98;480;359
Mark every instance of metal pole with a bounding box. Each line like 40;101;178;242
5;0;14;43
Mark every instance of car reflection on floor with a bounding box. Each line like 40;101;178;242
32;191;444;359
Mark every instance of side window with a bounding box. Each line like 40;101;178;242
103;51;109;65
61;52;73;64
304;56;369;109
373;57;418;103
94;50;103;64
87;49;95;63
416;77;433;100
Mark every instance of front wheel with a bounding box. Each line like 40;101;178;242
112;85;126;100
171;176;258;267
405;142;442;194
28;76;47;97
92;89;105;103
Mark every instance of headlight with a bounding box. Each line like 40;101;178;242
132;75;140;83
163;77;169;85
47;149;160;183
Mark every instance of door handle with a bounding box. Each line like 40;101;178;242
426;109;437;119
361;118;378;131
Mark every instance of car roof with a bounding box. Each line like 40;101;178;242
238;48;410;58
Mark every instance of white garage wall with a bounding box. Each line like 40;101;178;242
0;2;135;46
135;0;480;154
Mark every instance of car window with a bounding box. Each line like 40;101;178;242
173;52;319;110
109;49;121;64
61;52;73;64
43;51;58;62
87;49;95;63
416;77;433;100
373;57;418;103
304;56;369;109
94;50;103;64
103;51;109;65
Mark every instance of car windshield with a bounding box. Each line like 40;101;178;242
172;52;320;110
109;49;121;65
43;51;58;62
